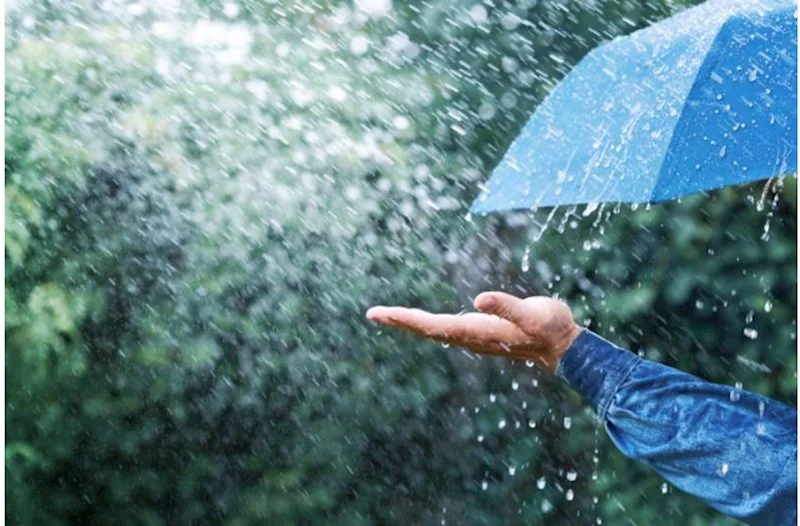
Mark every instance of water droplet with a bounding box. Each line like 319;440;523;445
743;328;758;339
582;202;600;217
489;393;497;403
730;382;742;402
566;470;578;481
718;145;727;158
563;417;572;429
661;483;668;494
511;380;519;391
521;246;530;272
528;420;537;429
536;477;546;489
508;465;517;476
477;435;484;443
718;463;729;476
764;300;773;313
498;419;506;429
566;489;574;501
481;480;489;491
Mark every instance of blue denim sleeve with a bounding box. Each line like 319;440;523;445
556;329;797;526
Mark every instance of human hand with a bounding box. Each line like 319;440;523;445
366;292;581;374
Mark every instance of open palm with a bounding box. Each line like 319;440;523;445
366;291;581;373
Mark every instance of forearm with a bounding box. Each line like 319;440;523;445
556;329;797;525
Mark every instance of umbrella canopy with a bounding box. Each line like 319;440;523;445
470;0;797;214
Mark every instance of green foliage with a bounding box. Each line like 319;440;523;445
5;0;794;525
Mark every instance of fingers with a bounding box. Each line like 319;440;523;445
366;306;525;345
473;291;538;332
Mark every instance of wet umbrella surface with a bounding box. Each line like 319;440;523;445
472;0;797;213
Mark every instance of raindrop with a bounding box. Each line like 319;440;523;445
563;417;572;429
566;470;578;482
481;480;489;491
508;465;517;476
511;380;519;391
718;463;729;477
528;420;537;429
730;382;742;402
469;4;488;24
566;489;574;501
764;300;773;313
536;477;546;489
661;483;668;494
582;202;600;217
498;419;507;429
477;435;484;443
521;246;531;272
743;328;758;339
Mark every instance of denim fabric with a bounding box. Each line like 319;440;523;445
556;329;797;525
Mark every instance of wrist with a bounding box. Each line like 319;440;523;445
546;324;582;374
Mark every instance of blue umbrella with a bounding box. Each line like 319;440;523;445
470;0;797;214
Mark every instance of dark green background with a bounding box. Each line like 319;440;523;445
6;0;795;524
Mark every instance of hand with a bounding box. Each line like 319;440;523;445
366;291;581;374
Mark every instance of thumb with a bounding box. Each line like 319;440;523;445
474;291;538;332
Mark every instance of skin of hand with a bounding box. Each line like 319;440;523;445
366;291;582;374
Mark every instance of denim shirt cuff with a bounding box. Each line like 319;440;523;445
555;329;642;420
